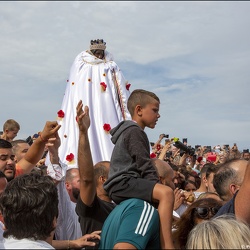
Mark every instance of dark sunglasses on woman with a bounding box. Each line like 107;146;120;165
195;207;221;219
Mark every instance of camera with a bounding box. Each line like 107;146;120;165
165;151;172;158
182;138;187;143
173;138;195;156
26;136;33;146
163;134;169;138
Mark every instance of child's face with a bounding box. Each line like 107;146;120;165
140;99;160;129
6;129;19;141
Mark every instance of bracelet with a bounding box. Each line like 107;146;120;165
68;239;70;250
39;134;47;142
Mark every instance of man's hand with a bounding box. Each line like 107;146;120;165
47;131;61;155
70;230;101;248
47;131;61;164
39;121;61;141
173;188;185;210
76;100;90;133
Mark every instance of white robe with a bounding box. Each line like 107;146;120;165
49;50;131;167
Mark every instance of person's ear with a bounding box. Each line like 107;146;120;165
53;216;57;228
14;155;18;163
99;175;107;184
203;177;208;188
229;183;240;195
65;181;71;190
135;105;143;116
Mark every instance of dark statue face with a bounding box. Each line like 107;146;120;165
92;49;104;59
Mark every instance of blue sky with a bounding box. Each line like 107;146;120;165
1;1;250;150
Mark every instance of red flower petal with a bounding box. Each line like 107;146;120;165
100;82;107;91
150;153;157;158
126;83;131;90
103;123;111;132
66;153;74;162
57;110;65;118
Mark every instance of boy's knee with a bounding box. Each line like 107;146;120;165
154;184;174;200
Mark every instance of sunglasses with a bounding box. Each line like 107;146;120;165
194;207;221;219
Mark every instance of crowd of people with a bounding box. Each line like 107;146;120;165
0;39;249;249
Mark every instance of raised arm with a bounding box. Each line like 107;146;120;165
158;140;171;161
17;121;61;174
76;100;96;206
235;160;250;225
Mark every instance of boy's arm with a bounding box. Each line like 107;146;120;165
76;100;96;206
17;121;61;174
235;160;250;224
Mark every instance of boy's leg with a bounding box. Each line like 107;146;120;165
109;177;156;204
152;183;175;249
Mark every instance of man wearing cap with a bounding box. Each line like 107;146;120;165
46;39;131;168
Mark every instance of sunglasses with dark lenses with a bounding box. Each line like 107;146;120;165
195;207;221;219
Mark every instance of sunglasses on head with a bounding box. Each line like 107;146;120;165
194;207;220;219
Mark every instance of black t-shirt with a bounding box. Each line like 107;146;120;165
75;195;115;235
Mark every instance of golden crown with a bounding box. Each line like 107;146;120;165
90;39;106;51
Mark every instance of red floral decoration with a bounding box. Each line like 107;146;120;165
57;110;65;118
126;83;131;90
66;153;74;162
156;144;161;151
150;153;157;158
103;123;111;132
100;82;107;91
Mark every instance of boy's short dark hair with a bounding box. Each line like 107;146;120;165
127;89;160;116
0;172;58;241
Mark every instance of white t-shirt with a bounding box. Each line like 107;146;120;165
0;237;54;249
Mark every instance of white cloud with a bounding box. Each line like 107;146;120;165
0;1;250;151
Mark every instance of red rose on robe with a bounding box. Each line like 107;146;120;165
150;153;157;158
103;123;111;132
126;83;131;90
100;82;107;91
66;153;74;162
57;110;65;118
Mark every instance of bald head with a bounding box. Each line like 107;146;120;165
229;160;247;184
213;159;248;201
153;158;175;190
